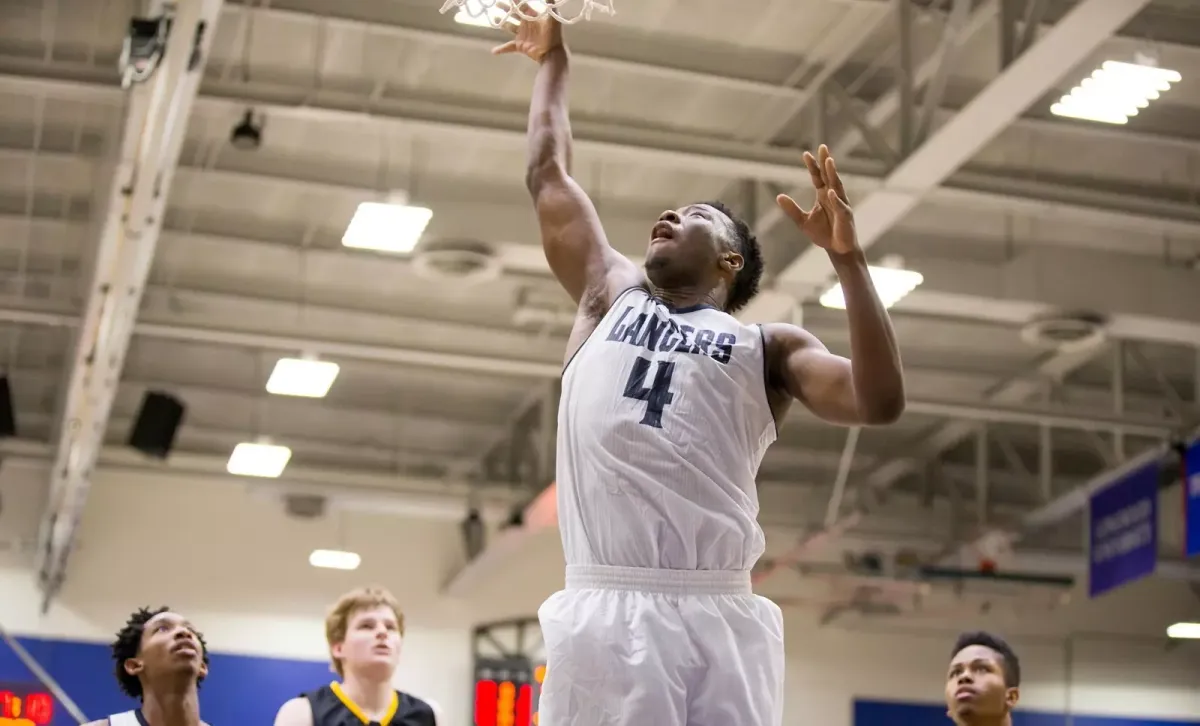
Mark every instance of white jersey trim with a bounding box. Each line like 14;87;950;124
754;323;778;443
108;712;139;726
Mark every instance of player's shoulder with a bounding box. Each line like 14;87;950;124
397;691;440;725
759;321;820;351
274;695;315;726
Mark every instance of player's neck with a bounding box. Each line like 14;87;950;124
339;672;394;717
650;284;723;312
140;684;201;726
962;713;1011;726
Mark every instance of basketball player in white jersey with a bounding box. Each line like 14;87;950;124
495;12;906;726
88;607;211;726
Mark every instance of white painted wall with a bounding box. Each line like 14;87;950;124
1;458;1198;726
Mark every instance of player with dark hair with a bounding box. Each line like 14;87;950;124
946;631;1021;726
83;607;210;726
494;10;906;726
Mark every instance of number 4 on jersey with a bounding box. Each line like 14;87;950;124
623;357;676;428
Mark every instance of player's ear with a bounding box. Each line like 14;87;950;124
1005;686;1020;708
124;657;144;677
720;251;744;275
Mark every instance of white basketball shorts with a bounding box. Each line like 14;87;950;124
536;565;785;726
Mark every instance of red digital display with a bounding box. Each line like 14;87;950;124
474;676;541;726
475;680;499;726
515;684;531;726
0;689;54;725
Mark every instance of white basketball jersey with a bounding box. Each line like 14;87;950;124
109;710;209;726
557;287;777;571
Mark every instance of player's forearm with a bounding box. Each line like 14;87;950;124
525;45;573;192
830;250;906;423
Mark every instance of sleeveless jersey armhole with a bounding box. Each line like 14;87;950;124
756;323;779;439
562;285;645;376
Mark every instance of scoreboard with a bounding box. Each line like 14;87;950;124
473;658;546;726
0;682;55;725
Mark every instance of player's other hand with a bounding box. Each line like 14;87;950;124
776;144;859;256
491;1;564;62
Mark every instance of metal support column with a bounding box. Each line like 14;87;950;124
947;459;964;543
896;0;916;155
536;380;557;484
827;82;899;166
813;85;829;151
998;0;1019;68
1194;345;1200;406
825;426;861;527
916;0;973;143
1112;341;1126;461
975;425;989;526
1015;0;1052;55
1039;423;1053;501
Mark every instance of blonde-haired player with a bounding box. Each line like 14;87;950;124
273;587;441;726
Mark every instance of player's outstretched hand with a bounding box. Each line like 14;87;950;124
776;144;858;256
491;1;564;62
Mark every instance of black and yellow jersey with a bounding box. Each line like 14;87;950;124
302;682;436;726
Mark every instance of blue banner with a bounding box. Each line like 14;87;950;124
1186;442;1200;558
1088;461;1158;598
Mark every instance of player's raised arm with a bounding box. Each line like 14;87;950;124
494;13;641;308
765;145;905;425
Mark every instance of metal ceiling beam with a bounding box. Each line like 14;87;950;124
8;382;1106;501
750;340;1118;589
743;0;997;251
3;71;1199;244
745;0;1153;319
218;4;812;104
3;277;1194;424
0;305;1179;439
32;0;224;611
943;424;1200;574
892;247;1200;348
1;437;522;520
10;144;1200;345
14;409;488;479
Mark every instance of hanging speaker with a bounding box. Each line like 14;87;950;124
128;390;186;459
0;376;16;438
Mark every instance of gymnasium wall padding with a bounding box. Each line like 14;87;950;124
0;634;331;725
854;699;1200;726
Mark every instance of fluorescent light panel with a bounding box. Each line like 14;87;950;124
1051;60;1181;125
453;0;546;27
309;549;362;571
266;357;340;398
819;266;924;310
227;442;292;478
342;202;433;254
1166;622;1200;639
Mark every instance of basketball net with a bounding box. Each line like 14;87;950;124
439;0;614;28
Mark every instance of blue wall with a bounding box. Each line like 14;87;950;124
0;635;333;725
855;699;1200;726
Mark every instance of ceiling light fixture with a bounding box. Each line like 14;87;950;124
1051;59;1181;125
265;355;340;398
342;191;433;255
819;255;924;310
226;439;292;478
1166;622;1200;639
309;549;362;571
